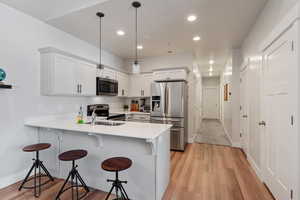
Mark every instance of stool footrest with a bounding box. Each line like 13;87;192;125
19;155;54;198
55;164;89;200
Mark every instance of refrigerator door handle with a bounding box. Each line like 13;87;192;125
164;84;168;116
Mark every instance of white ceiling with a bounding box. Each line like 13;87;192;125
0;0;267;75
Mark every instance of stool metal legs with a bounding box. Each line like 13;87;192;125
55;160;89;200
105;171;130;200
18;151;54;197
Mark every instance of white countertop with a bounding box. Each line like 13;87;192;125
25;118;171;140
110;111;150;115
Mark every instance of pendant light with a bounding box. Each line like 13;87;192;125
132;1;141;74
96;12;105;70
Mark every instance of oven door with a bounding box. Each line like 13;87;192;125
97;77;118;96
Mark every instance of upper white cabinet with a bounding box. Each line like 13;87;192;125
77;60;97;96
129;73;153;97
98;68;117;80
117;72;129;97
153;69;188;81
40;48;96;96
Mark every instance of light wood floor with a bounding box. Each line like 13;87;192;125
0;144;274;200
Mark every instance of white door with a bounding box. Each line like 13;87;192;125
240;69;249;154
262;25;297;200
202;87;219;119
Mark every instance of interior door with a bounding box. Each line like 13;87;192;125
202;87;219;119
262;25;297;200
240;69;249;154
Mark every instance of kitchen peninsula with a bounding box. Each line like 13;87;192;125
25;117;172;200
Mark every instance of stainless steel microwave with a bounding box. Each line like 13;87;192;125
96;77;118;96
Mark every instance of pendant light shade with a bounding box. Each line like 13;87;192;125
132;1;141;74
96;12;104;70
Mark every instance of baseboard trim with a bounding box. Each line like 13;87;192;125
0;169;27;189
221;121;233;146
247;155;263;181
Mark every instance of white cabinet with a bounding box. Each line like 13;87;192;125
77;60;97;96
117;72;129;97
98;68;116;80
40;51;96;96
129;73;153;97
141;73;153;97
153;69;188;81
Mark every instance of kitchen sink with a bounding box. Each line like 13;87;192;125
85;121;125;126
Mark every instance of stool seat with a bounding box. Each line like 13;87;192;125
59;149;88;161
23;143;51;152
102;157;132;172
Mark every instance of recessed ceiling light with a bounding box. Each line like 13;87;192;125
116;30;125;36
193;36;201;41
209;60;215;65
187;15;197;22
137;45;143;50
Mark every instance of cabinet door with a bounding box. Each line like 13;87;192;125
53;55;77;95
117;72;129;97
77;61;96;96
141;73;153;97
98;68;116;79
153;69;187;81
129;75;143;97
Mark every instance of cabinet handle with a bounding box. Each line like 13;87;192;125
77;84;79;93
122;89;124;96
79;84;82;94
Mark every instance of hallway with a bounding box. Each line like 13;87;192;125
195;119;231;146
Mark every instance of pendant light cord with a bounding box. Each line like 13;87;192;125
96;12;104;69
99;17;102;68
135;6;138;63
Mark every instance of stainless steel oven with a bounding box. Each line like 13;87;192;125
96;77;118;96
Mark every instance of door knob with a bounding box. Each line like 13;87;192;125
259;121;266;126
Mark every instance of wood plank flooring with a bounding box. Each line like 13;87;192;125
0;144;274;200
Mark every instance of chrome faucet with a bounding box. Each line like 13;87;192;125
91;108;97;126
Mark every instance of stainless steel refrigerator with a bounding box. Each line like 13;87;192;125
150;80;188;151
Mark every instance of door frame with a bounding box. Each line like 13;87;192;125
202;86;220;120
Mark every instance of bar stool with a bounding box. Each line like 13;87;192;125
101;157;132;200
19;143;54;197
55;149;89;200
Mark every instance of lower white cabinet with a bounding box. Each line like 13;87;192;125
40;51;96;96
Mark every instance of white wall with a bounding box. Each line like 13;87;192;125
0;3;126;188
202;77;220;87
241;0;299;174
